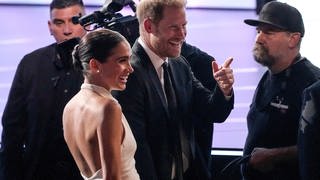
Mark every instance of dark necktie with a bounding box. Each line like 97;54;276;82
163;62;177;115
163;62;184;180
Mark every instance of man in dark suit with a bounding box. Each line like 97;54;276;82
0;0;86;179
298;81;320;180
115;0;234;179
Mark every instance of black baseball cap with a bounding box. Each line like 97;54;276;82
244;1;305;37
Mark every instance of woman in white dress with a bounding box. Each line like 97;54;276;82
63;29;139;180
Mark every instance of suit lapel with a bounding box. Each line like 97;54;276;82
133;42;170;117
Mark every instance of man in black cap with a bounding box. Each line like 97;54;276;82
242;1;320;180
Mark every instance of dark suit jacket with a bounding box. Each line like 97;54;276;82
115;41;234;180
181;42;218;179
0;43;83;180
298;80;320;180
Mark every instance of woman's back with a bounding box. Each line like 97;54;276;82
63;85;117;177
63;84;139;180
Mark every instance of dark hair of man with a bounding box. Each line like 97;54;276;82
50;0;84;11
72;29;127;73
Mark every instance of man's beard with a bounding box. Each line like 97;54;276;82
253;43;275;67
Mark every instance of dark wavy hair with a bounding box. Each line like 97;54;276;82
72;29;128;75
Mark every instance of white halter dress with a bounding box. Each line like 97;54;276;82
80;83;140;180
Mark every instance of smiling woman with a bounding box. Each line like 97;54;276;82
62;29;138;180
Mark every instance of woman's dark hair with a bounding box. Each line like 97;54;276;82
72;29;128;74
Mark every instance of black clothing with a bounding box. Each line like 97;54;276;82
243;58;320;180
0;43;83;180
298;81;320;180
181;42;217;180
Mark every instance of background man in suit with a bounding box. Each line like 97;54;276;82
298;81;320;180
0;0;86;179
115;0;234;179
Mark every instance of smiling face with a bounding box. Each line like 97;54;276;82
48;4;86;43
148;6;187;59
95;41;133;91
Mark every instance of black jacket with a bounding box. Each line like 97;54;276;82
181;42;218;179
298;80;320;180
0;43;83;180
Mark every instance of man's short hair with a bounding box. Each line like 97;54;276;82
137;0;186;25
50;0;84;11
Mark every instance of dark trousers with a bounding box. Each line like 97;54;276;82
173;156;211;180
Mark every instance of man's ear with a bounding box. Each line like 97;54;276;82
288;33;301;48
48;20;53;35
143;18;153;33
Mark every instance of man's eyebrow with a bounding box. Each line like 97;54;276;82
52;18;64;22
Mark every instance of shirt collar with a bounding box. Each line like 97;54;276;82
138;38;168;69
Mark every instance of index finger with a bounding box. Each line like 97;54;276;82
222;57;233;68
212;60;219;73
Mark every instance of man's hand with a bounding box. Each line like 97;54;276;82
249;146;297;173
212;57;234;96
249;147;276;173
